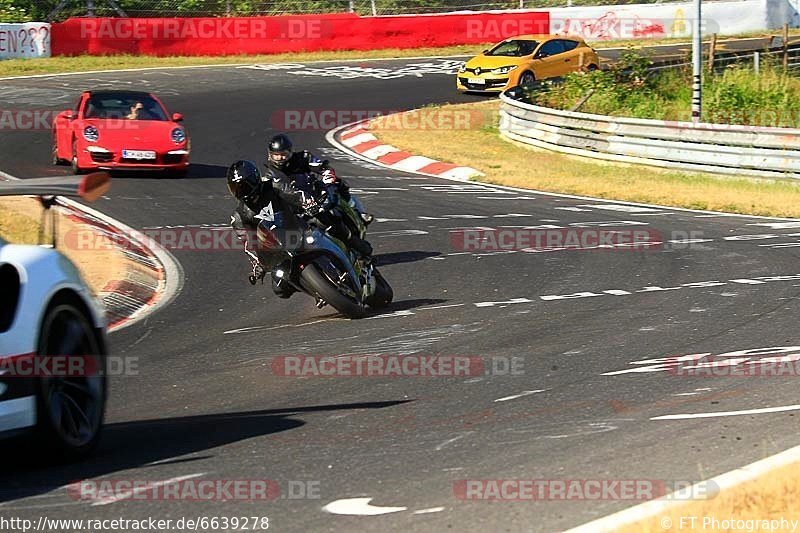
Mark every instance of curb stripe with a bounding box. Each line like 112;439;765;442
341;127;370;140
334;118;483;179
342;132;376;147
418;161;459;174
351;139;384;153
63;206;163;332
361;145;400;159
377;151;414;165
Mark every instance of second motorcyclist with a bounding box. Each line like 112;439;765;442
265;133;373;257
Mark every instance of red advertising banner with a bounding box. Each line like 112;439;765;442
51;12;550;56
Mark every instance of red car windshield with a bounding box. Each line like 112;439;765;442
84;94;168;121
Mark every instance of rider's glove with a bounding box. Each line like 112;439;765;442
305;202;324;217
321;169;338;185
249;262;267;285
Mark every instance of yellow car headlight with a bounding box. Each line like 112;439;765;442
491;65;517;75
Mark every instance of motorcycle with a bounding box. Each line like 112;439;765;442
250;174;392;319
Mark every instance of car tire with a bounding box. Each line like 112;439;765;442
71;139;86;175
51;132;65;165
34;295;107;461
587;64;599;72
519;71;536;87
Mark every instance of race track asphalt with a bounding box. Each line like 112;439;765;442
2;50;800;532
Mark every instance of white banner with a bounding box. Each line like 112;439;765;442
549;0;781;40
0;23;51;59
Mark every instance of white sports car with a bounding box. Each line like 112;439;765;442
0;173;110;459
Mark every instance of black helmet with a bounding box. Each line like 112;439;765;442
267;133;293;169
226;160;263;204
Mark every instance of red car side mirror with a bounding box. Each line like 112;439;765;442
172;112;183;122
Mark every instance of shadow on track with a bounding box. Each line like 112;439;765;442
374;250;441;266
0;400;409;503
107;163;227;180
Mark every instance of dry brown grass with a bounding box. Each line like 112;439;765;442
370;101;800;218
0;197;126;294
617;462;800;532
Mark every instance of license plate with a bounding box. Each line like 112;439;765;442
122;149;156;160
467;77;486;85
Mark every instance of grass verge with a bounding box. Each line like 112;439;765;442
1;29;798;77
0;45;490;77
369;100;800;218
618;462;800;532
0;197;127;294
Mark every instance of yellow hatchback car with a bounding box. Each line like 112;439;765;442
456;34;600;93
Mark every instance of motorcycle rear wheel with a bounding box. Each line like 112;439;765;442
365;270;393;308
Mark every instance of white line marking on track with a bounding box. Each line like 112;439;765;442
223;318;341;334
422;303;465;310
578;204;663;213
322;498;407;516
413;507;446;514
435;433;472;451
89;473;206;506
651;404;800;420
370;229;429;237
494;390;547;402
474;298;534;308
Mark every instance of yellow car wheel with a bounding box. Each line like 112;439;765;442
519;71;536;87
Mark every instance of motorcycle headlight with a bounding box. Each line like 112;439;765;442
491;65;517;75
171;127;186;144
83;125;99;142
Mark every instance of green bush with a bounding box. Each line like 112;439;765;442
0;0;32;22
536;50;800;127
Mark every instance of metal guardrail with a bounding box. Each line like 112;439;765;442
499;44;800;179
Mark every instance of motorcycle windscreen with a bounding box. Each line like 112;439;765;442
255;211;303;269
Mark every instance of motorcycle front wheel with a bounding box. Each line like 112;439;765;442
300;260;366;319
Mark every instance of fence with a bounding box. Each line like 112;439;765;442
7;0;737;21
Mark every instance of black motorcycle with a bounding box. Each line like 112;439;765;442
252;177;392;319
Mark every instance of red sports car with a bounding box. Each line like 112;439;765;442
52;90;190;177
